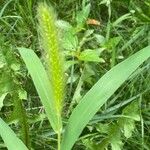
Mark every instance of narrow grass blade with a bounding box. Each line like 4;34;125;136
18;47;59;132
61;45;150;150
120;27;146;52
0;0;13;18
0;118;28;150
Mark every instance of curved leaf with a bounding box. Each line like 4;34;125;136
61;45;150;150
0;118;28;150
18;47;59;132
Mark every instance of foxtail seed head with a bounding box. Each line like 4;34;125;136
37;3;65;115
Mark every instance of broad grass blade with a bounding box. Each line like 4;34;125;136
61;45;150;150
0;118;28;150
18;47;60;132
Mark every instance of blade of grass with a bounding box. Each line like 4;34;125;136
61;45;150;150
0;0;12;18
112;13;132;27
0;118;28;150
120;27;146;52
18;47;59;133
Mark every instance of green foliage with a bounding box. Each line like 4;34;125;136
98;102;140;150
0;118;28;150
0;0;150;149
61;45;150;150
19;47;149;149
118;101;140;138
0;36;30;148
76;0;91;29
131;0;150;23
18;46;61;132
78;49;104;62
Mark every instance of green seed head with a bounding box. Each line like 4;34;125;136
37;3;65;114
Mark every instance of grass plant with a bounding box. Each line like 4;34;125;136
0;0;150;150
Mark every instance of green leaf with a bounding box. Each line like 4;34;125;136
18;47;59;133
76;3;91;29
111;140;122;150
78;49;104;62
0;118;28;150
104;36;121;51
94;34;106;45
56;20;72;31
61;45;150;150
118;101;140;138
109;124;123;150
62;31;78;50
95;123;123;150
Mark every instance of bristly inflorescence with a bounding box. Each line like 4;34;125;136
37;3;65;115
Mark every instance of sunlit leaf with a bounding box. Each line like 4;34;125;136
0;118;28;150
78;49;103;62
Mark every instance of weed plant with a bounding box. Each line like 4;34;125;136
0;0;150;150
